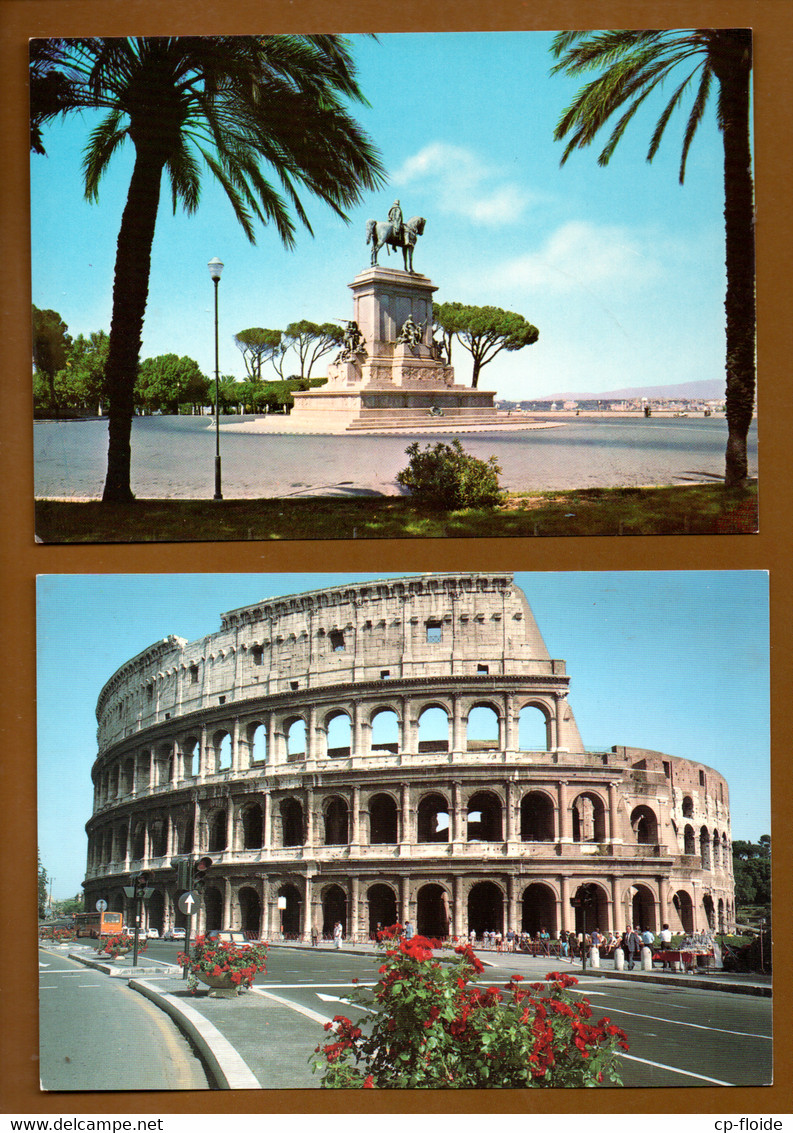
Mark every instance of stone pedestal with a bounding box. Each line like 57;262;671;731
289;266;503;431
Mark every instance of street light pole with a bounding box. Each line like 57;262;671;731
208;258;224;500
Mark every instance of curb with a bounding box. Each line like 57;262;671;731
67;950;180;979
580;967;771;996
129;979;261;1090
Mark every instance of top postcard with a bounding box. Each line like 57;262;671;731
31;31;757;542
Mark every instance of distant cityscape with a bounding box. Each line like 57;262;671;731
496;397;726;415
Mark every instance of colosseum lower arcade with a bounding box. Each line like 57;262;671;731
83;573;735;941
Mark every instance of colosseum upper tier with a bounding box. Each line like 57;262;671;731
84;573;734;940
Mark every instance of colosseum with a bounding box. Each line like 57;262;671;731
83;573;735;941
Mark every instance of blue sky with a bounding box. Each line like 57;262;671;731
37;571;769;901
30;32;732;400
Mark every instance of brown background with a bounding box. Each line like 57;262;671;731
1;0;789;1115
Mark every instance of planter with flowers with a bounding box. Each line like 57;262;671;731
97;932;148;961
177;935;269;997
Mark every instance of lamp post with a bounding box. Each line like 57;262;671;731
208;257;224;500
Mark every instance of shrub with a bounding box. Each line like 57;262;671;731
310;925;628;1088
396;439;505;510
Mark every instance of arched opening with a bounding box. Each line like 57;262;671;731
146;889;165;935
700;826;711;869
702;894;715;930
467;881;503;937
520;792;555;841
417;706;449;753
324;797;349;845
417;793;450;843
131;823;145;861
718;898;725;933
149;819;167;858
367;884;397;938
177;816;193;854
280;798;303;847
278;883;302;937
631;884;656;932
204;886;223;932
286;718;306;760
682;795;694;818
369;793;398;844
572;883;609;934
684;824;696;855
712;830;721;870
572;793;606;843
370;709;399;755
521;883;557;936
121;759;135;795
518;704;549;751
113;826;127;860
672;889;694;934
207;809;227;852
248;723;267;765
156;746;172;786
322;884;347;938
417;883;450;939
466;791;502;842
241;804;263;850
466;705;499;752
325;712;352;759
238;886;261;936
631;805;658;845
181;737;198;779
215;731;232;772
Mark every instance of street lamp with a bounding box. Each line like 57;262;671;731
208;257;224;500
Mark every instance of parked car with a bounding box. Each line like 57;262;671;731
207;930;252;947
146;927;160;939
162;927;186;941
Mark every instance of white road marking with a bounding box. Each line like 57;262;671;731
592;1003;770;1040
617;1051;733;1086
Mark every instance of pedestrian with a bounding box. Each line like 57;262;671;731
311;922;319;947
404;920;415;940
659;922;673;969
625;925;642;970
333;920;343;950
591;927;602;955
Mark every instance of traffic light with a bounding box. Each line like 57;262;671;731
171;856;214;894
193;856;214;889
131;871;152;897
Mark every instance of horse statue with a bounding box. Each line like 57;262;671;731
366;215;426;273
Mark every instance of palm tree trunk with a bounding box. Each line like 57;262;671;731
714;36;755;488
101;144;166;503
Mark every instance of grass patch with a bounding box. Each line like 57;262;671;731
35;482;757;543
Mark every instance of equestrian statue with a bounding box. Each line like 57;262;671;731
366;208;426;273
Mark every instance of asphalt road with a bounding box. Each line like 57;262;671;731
38;947;210;1091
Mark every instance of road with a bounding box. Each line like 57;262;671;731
52;940;772;1090
38;947;210;1091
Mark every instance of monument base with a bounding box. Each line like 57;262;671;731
289;385;507;431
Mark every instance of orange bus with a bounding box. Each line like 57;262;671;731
74;910;124;938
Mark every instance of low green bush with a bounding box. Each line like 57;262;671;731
396;438;505;511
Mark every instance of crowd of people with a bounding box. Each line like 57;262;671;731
465;924;679;967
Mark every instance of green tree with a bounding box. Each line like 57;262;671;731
233;327;284;380
732;835;771;908
136;353;208;413
283;320;344;379
32;36;384;502
32;305;71;415
433;302;539;388
550;30;754;488
38;851;49;919
64;330;109;414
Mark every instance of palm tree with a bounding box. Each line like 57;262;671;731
32;37;385;502
550;30;754;488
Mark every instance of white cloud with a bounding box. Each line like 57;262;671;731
489;221;661;293
391;142;531;225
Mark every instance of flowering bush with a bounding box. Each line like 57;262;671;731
40;926;76;944
311;925;628;1088
97;932;147;959
177;935;268;994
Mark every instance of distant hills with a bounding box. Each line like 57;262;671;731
534;379;724;401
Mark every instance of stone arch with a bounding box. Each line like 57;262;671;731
718;897;726;933
211;730;232;773
417;792;450;842
247;722;267;765
520;790;555;841
286;717;306;759
149;817;167;858
368;792;398;844
682;795;694;818
466;703;500;752
571;791;607;843
324;710;352;759
518;702;551;751
238;886;261;936
631;805;659;845
280;798;303;847
176;815;194;855
207;808;227;852
712;828;721;870
684;824;696;855
467;880;504;936
241;802;263;850
180;736;198;778
702;893;715;930
146;889;165;935
631;883;657;932
324;796;349;845
416;883;450;938
572;881;609;934
417;704;450;753
278;882;302;937
203;885;223;931
700;825;712;869
672;889;694;934
120;758;135;796
521;882;558;936
466;790;502;841
155;745;172;786
370;708;399;754
131;821;146;861
367;883;398;937
321;884;347;937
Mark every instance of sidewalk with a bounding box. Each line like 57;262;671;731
64;941;772;1090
